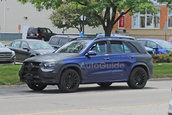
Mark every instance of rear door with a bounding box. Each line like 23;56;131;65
108;40;136;81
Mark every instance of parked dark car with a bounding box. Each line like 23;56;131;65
19;38;153;93
48;35;79;50
27;27;56;41
8;39;54;62
0;42;16;63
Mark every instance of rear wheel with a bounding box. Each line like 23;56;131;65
58;69;80;93
27;83;47;91
127;67;148;89
41;37;45;41
97;83;112;87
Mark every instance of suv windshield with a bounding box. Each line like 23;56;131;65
56;40;92;53
29;41;53;50
156;40;172;49
0;42;5;48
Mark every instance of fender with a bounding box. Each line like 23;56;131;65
58;64;84;82
130;62;150;78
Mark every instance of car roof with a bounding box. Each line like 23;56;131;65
96;33;135;40
137;38;166;42
13;39;45;42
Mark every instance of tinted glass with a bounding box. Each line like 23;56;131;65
110;41;124;54
21;42;29;49
147;41;157;48
90;41;107;55
156;40;172;49
138;40;146;46
47;28;52;33
49;37;61;45
29;41;53;50
57;40;92;53
11;41;21;48
0;42;5;48
59;38;71;45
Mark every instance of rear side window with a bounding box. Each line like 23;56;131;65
147;41;157;48
49;37;61;45
110;41;132;54
59;38;71;46
138;40;146;46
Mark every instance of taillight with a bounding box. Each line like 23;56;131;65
36;33;39;36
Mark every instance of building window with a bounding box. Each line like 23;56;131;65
132;9;160;29
168;7;172;28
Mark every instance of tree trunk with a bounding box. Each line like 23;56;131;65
104;25;113;37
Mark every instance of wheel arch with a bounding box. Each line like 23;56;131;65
130;63;149;79
59;64;83;82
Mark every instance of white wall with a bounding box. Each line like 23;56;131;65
0;0;103;34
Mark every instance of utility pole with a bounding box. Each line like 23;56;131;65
3;0;7;33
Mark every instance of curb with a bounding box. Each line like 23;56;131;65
150;78;172;81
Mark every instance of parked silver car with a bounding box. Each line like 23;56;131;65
169;100;172;115
0;42;16;63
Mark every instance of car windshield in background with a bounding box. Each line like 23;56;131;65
56;40;92;53
156;40;172;49
29;41;53;50
0;42;5;48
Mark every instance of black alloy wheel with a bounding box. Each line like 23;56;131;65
27;83;47;91
127;67;148;89
58;69;80;93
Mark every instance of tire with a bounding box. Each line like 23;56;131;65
127;67;148;89
58;69;80;93
27;83;47;91
41;37;45;41
97;83;112;87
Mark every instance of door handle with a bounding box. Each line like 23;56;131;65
128;56;134;59
104;57;110;60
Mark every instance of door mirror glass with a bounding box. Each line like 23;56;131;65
86;50;97;56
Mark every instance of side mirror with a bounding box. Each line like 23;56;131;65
85;50;97;56
23;47;30;51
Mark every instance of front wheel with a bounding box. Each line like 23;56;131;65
27;83;47;91
127;67;148;89
58;69;80;93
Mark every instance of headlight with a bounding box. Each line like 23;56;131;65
40;62;56;72
11;51;15;57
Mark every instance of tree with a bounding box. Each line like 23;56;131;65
18;0;172;36
50;3;101;33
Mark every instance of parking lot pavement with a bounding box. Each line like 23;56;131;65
0;80;171;115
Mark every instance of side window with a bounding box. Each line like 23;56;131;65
123;43;131;53
147;41;157;48
21;42;29;49
47;29;52;33
90;41;107;55
11;41;21;48
138;40;146;46
110;41;124;54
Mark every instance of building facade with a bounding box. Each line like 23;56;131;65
113;5;172;40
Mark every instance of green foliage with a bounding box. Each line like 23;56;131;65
154;63;172;78
0;65;21;85
50;3;101;32
18;0;160;36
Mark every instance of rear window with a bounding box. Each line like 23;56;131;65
59;38;72;46
49;37;61;45
28;28;37;34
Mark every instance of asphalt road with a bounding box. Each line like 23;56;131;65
0;80;171;115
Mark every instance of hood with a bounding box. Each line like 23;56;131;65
0;47;12;53
24;53;79;62
35;49;55;55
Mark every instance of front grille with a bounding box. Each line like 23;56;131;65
23;62;41;74
0;52;12;59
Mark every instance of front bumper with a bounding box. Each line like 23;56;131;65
19;62;60;85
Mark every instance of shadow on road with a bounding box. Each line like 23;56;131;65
23;85;157;94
